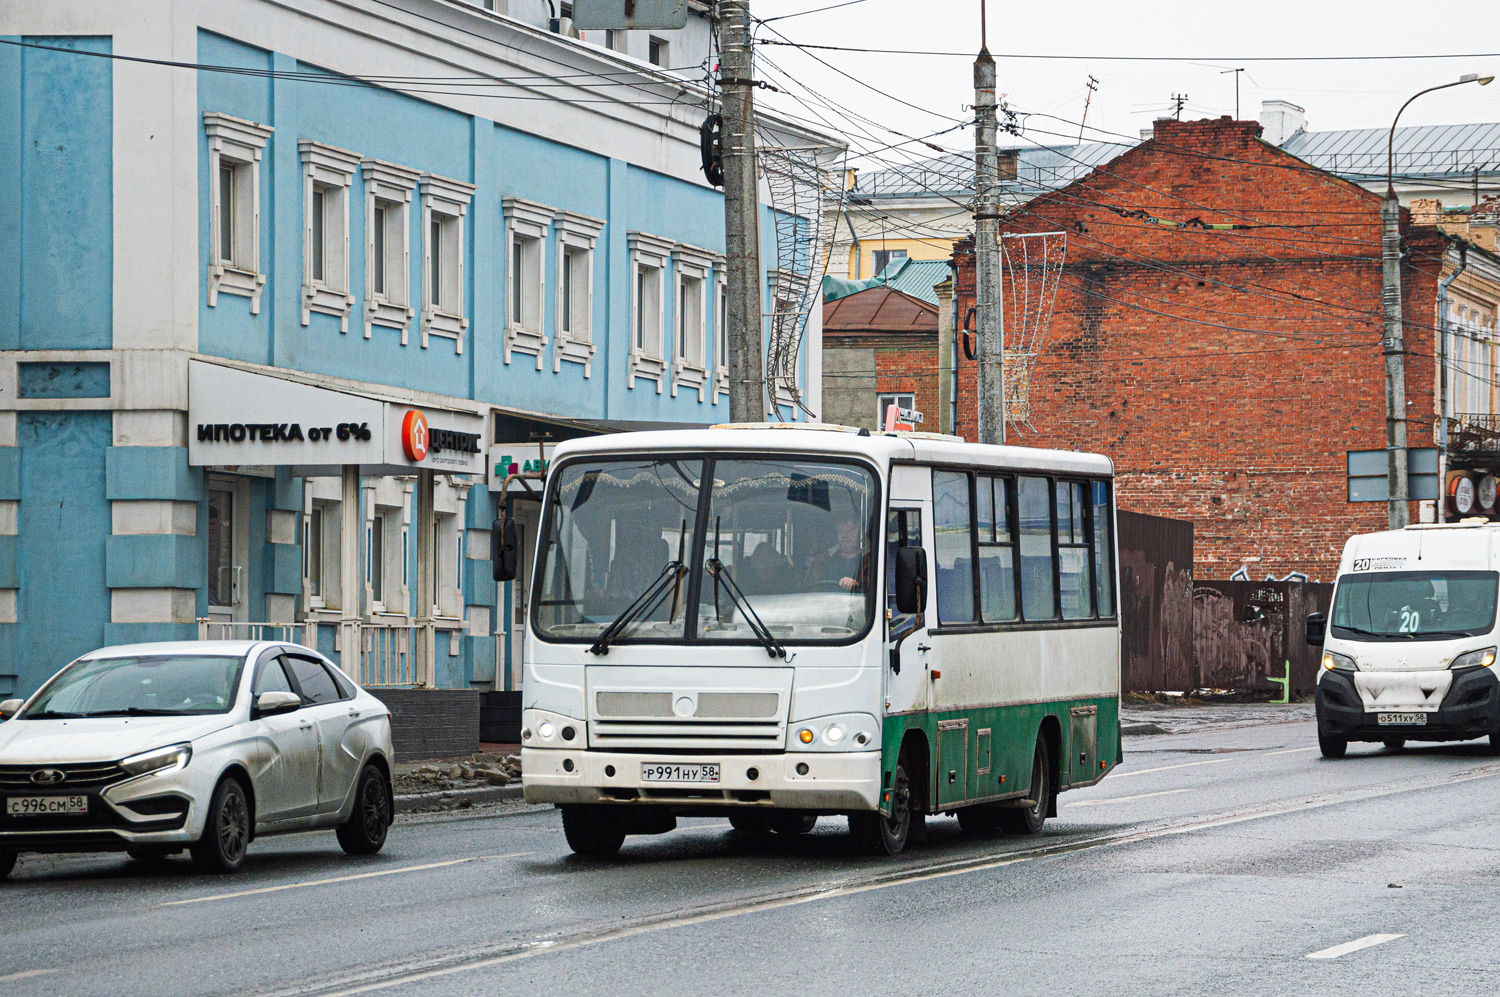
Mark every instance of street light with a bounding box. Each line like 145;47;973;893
1379;72;1493;531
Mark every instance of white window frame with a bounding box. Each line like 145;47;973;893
302;495;342;614
877;392;916;430
554;210;605;376
501;197;556;368
713;256;728;404
204;112;273;314
671;243;712;401
628;232;673;392
419;172;475;353
298;141;359;332
361;158;419;343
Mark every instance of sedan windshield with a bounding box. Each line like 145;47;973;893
534;455;877;645
1331;570;1499;640
23;655;246;718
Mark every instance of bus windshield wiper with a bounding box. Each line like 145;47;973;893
705;558;787;659
1415;629;1475;639
588;560;686;656
1332;623;1391;638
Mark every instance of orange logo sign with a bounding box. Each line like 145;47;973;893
401;409;429;462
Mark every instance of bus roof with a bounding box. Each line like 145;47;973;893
551;426;1114;476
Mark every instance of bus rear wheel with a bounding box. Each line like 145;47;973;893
999;736;1051;835
560;805;626;858
849;762;911;856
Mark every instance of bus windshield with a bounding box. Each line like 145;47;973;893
534;455;878;645
1331;570;1499;640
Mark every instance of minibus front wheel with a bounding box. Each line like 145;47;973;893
1318;733;1348;759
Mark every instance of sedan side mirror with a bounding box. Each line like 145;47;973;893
254;690;302;717
1305;612;1327;647
492;517;519;583
895;546;928;615
0;698;23;720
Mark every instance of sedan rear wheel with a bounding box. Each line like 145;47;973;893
337;764;393;856
191;777;250;874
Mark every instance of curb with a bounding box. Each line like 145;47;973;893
395;784;524;811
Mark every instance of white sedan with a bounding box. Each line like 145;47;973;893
0;641;395;876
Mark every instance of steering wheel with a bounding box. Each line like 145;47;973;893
811;580;854;593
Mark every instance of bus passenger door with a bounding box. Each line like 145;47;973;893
884;505;930;717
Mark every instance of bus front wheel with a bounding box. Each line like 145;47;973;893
1000;736;1052;835
560;805;626;858
849;762;911;856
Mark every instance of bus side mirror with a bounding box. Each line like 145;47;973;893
492;517;519;582
1305;612;1327;647
895;546;928;615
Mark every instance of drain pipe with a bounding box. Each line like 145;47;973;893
844;210;862;280
1436;243;1469;523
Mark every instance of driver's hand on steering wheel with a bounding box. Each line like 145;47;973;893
839;576;858;591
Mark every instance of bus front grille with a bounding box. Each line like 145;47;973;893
590;719;784;750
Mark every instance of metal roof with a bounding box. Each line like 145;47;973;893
853;140;1132;200
822;285;938;333
876;258;952;305
853;121;1500;205
1280;122;1500;180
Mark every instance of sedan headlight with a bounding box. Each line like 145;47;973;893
1450;647;1498;670
1322;650;1357;672
120;742;192;777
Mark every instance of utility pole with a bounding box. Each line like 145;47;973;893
1171;93;1188;120
1380;188;1409;530
1220;68;1244;118
1078;75;1099;142
973;3;1004;445
720;0;766;422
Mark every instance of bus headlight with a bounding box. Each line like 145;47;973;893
788;714;878;751
824;724;845;744
1322;650;1356;672
1450;647;1497;670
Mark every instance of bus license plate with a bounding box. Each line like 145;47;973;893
6;795;88;816
641;763;720;784
1378;713;1427;726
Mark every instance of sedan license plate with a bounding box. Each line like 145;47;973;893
1378;713;1428;726
6;795;88;816
641;762;720;784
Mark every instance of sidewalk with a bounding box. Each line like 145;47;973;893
1121;701;1315;737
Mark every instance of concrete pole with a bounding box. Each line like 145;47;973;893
339;465;362;677
720;0;767;423
415;468;436;687
974;46;1005;445
1381;194;1410;530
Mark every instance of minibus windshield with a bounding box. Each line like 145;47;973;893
533;455;877;645
1330;570;1499;640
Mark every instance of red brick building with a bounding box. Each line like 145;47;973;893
821;284;944;431
951;116;1467;580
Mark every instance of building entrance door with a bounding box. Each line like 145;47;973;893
505;502;540;691
207;476;250;623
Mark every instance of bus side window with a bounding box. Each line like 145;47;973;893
1018;475;1056;620
978;476;1017;622
1092;480;1115;617
933;471;975;624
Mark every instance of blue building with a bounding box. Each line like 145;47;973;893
0;0;839;702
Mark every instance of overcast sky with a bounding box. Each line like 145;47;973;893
749;0;1500;168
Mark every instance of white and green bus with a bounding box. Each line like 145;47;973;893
507;425;1121;856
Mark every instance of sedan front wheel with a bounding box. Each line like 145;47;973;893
191;777;251;874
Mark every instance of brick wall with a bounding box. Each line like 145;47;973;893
952;117;1450;580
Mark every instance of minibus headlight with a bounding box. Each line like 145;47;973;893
538;721;555;740
1322;650;1356;672
1449;647;1498;670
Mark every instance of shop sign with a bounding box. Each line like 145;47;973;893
489;444;556;492
189;361;384;467
382;406;483;473
884;405;922;432
1478;474;1498;512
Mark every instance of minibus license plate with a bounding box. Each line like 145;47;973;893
6;795;88;816
1378;713;1427;725
641;763;720;784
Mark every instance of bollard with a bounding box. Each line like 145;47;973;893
1268;659;1291;704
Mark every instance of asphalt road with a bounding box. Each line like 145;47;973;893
3;708;1498;996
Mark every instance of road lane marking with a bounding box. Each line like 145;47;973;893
0;969;60;984
158;854;529;908
1307;934;1404;959
1264;747;1319;757
264;763;1500;997
1065;789;1192;808
1110;758;1233;779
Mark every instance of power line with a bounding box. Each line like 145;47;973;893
756;0;873;23
756;39;1500;62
